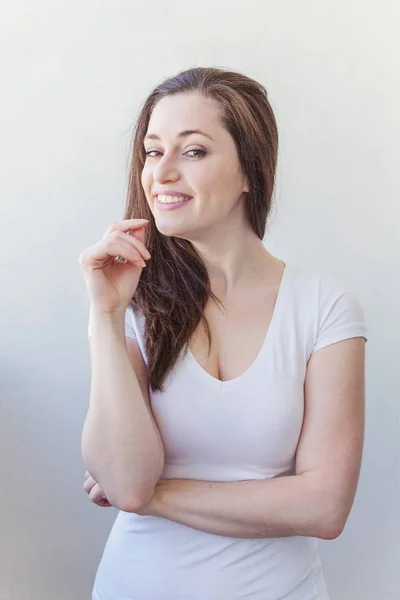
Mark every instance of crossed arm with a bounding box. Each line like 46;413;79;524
84;337;365;540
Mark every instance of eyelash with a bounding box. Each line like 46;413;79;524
144;149;206;159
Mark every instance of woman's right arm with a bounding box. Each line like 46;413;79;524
79;218;164;512
82;307;164;512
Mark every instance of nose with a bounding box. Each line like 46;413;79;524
153;151;180;183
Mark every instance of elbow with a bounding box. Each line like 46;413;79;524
300;474;352;540
112;459;164;513
318;520;345;540
114;487;155;513
316;505;348;540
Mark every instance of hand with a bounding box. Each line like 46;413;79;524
83;470;168;514
78;218;151;313
83;470;113;508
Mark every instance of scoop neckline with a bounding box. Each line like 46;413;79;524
185;262;291;391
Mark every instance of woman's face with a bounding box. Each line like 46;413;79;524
141;91;249;240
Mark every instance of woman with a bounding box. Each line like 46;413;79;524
80;67;367;600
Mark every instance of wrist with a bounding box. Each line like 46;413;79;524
88;306;126;339
89;305;127;323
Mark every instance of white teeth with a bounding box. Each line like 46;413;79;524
157;195;192;204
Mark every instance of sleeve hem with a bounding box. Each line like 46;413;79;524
313;330;367;353
125;333;137;339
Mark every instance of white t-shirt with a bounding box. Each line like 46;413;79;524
89;263;367;600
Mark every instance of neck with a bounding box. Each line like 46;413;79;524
189;227;280;298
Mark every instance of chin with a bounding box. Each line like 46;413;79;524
154;220;191;240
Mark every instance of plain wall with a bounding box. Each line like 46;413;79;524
1;1;399;598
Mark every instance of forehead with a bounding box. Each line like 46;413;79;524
146;92;224;138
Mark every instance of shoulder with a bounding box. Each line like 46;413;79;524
286;263;367;353
287;262;365;308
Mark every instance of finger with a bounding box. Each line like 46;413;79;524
119;231;151;259
106;241;147;268
96;497;113;508
104;219;149;237
85;237;146;268
83;477;96;494
83;476;112;507
89;483;108;504
83;476;97;494
108;230;151;260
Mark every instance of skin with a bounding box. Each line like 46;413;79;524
84;91;365;541
141;91;281;298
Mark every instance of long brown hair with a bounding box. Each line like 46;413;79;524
124;67;279;392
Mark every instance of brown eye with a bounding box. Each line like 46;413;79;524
144;149;206;159
185;149;207;158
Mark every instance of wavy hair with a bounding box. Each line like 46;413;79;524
124;66;279;392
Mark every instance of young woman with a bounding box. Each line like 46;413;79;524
80;66;367;600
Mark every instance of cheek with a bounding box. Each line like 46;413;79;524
204;160;241;196
194;162;223;195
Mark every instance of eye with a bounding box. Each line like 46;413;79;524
144;148;207;158
185;149;206;158
144;150;161;158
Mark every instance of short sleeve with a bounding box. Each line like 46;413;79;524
124;304;137;339
87;304;137;339
313;272;367;352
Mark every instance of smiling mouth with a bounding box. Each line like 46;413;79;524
155;194;193;204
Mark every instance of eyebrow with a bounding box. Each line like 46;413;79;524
144;129;215;142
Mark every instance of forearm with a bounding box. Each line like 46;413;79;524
148;475;339;540
82;308;164;510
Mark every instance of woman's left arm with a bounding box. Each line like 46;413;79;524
138;337;366;541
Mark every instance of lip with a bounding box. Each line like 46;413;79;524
155;195;194;211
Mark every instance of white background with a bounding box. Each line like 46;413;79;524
1;1;399;598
